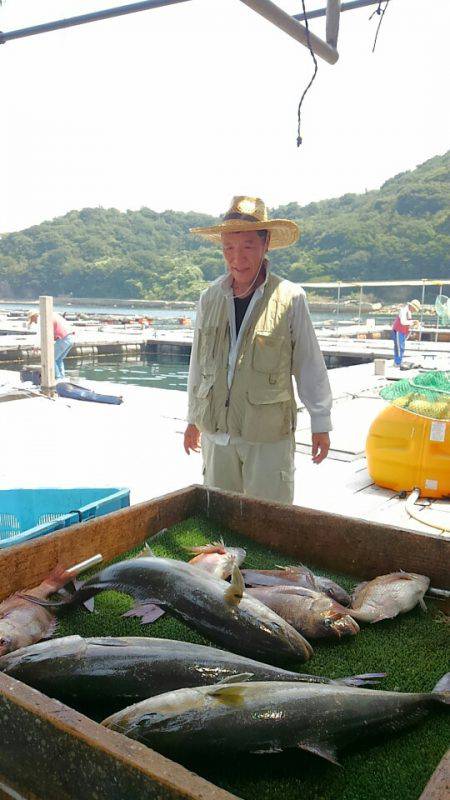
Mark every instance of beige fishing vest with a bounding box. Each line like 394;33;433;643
191;273;297;443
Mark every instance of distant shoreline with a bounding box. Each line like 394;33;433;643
0;296;436;316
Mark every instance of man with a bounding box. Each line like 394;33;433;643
28;310;75;379
183;196;332;505
392;299;421;368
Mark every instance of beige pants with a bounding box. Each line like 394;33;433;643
202;435;295;505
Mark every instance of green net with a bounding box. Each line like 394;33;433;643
380;371;450;421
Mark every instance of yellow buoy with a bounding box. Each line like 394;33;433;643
366;405;450;498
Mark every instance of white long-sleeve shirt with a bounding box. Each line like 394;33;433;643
399;305;414;327
187;269;332;443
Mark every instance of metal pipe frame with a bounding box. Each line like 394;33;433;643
238;0;339;64
0;0;191;45
294;0;384;23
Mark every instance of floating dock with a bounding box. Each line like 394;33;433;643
0;361;448;537
0;325;449;369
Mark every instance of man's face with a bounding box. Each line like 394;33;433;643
222;231;267;286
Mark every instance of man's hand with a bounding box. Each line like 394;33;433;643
312;432;330;464
184;423;201;455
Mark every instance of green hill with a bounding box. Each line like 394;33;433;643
0;151;448;302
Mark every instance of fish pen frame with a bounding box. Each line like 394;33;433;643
0;484;448;800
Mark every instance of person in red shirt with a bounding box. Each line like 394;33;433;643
28;311;75;379
392;299;421;368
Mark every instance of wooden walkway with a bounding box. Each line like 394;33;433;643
0;361;448;540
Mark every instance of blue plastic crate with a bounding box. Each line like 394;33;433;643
0;488;130;549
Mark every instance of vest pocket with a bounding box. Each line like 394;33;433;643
196;374;215;399
198;327;218;369
193;374;216;432
243;389;293;442
252;333;285;374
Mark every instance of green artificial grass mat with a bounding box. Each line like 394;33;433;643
56;515;450;800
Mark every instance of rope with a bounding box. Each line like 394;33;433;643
297;0;318;147
370;0;391;53
405;488;450;534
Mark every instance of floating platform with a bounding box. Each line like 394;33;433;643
0;362;449;536
0;325;449;370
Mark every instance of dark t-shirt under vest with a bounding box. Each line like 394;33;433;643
234;292;255;336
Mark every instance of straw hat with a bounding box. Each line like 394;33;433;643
190;196;300;250
408;299;421;311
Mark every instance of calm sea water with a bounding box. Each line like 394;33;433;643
0;300;435;391
1;353;190;391
65;354;190;391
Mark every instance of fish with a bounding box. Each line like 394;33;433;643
246;585;359;639
350;572;430;623
187;540;247;580
0;635;384;708
0;565;75;656
102;673;450;762
123;541;247;624
20;557;314;663
242;566;351;606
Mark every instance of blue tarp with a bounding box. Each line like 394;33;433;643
56;382;123;404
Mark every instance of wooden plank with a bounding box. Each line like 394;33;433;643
0;776;39;800
371;499;450;536
344;468;374;492
418;750;450;800
296;397;384;455
198;486;450;586
0;674;238;800
0;486;200;602
39;296;55;395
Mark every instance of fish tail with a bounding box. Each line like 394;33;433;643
17;593;72;608
224;564;245;606
432;673;450;704
335;673;387;687
18;585;102;609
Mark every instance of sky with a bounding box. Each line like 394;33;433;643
1;0;449;232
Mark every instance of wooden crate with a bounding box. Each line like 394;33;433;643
0;485;448;800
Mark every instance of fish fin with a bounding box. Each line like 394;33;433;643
213;537;226;548
351;579;368;598
42;618;59;639
433;673;450;704
385;572;416;582
298;742;340;765
351;600;400;623
280;586;317;598
335;673;387;687
82;597;96;613
277;564;317;589
71;579;95;612
251;746;284;754
187;542;226;555
122;602;166;624
224;564;245;606
137;543;155;558
206;684;246;706
419;597;428;612
89;637;130;647
217;673;254;685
